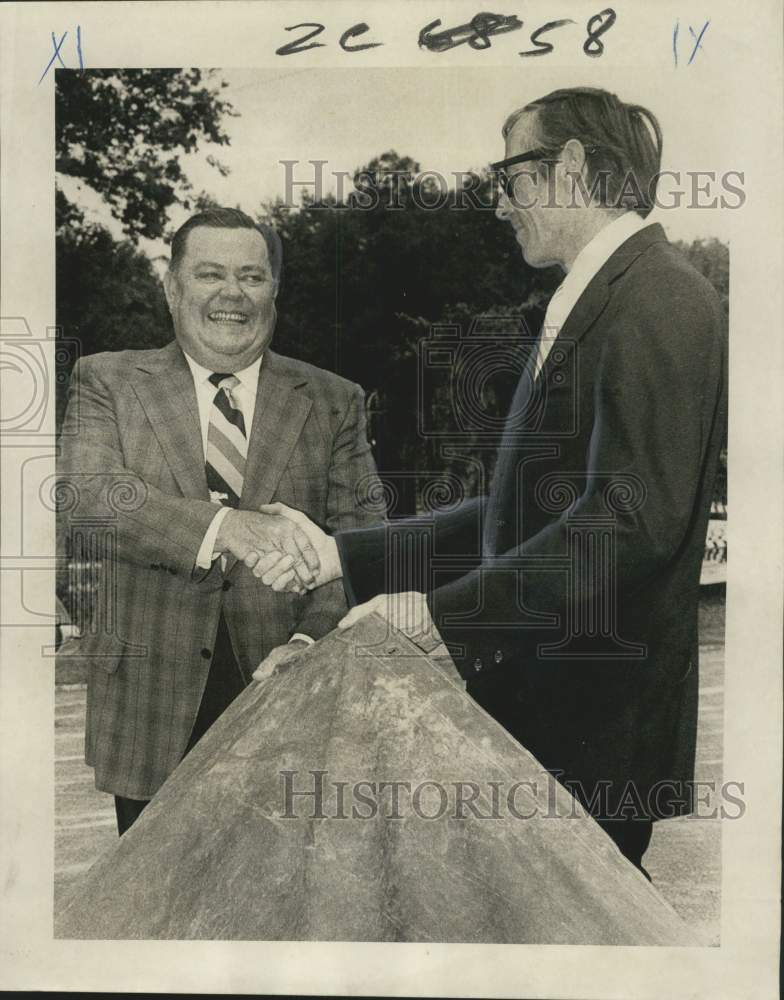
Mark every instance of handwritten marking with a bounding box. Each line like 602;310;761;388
272;11;618;60
38;30;68;84
583;8;616;58
418;13;524;52
339;22;382;51
38;25;84;82
519;18;575;57
674;19;709;67
276;22;327;56
688;21;710;65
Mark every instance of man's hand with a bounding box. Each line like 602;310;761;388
252;638;310;682
338;592;444;652
215;508;320;588
251;503;343;593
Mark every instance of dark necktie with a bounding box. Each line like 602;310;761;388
482;331;543;555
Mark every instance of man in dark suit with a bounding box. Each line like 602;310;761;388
254;88;728;875
57;208;381;834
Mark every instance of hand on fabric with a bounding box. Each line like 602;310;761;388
252;638;311;682
338;592;443;649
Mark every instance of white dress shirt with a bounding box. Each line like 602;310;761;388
535;212;651;378
182;350;313;647
183;351;262;459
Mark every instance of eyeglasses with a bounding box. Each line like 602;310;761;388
491;148;554;198
491;145;600;200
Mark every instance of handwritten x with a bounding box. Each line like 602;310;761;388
687;21;710;65
38;31;68;84
38;26;83;84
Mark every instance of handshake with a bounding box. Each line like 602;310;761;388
214;503;341;594
215;502;444;679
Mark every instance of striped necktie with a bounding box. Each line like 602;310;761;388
206;373;247;508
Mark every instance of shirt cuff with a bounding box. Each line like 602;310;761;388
195;507;232;569
290;633;315;645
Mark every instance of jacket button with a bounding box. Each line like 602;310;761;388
494;650;503;663
473;657;483;672
222;580;232;591
200;648;211;659
168;566;177;575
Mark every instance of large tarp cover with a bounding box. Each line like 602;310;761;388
56;614;700;944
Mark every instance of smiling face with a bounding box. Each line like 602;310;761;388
164;225;277;371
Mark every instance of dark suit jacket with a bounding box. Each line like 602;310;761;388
337;223;727;820
57;343;381;798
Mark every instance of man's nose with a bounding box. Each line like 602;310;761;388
495;192;513;222
219;275;244;299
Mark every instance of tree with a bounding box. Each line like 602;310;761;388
56;69;238;426
267;153;559;385
673;237;729;501
57;98;730;509
673;238;728;316
55;194;172;426
56;69;235;239
263;152;560;510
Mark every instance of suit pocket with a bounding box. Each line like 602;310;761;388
58;632;148;674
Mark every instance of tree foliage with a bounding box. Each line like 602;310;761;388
56;69;235;239
268;152;559;380
673;238;729;315
261;152;562;506
55;193;172;426
55;69;236;423
56;97;730;505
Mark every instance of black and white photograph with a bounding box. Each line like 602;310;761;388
0;2;781;996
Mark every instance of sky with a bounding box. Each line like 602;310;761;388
64;66;739;261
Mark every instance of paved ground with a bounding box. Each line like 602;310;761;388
644;589;725;944
54;591;725;942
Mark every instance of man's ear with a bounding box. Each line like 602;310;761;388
561;139;592;205
562;138;587;175
162;268;178;314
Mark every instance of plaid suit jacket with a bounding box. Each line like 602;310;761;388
57;342;382;798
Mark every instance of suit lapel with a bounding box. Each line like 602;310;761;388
129;345;313;574
130;341;209;500
537;277;610;385
538;222;667;386
488;224;667;554
240;350;313;510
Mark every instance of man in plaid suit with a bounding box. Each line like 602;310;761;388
57;208;381;833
